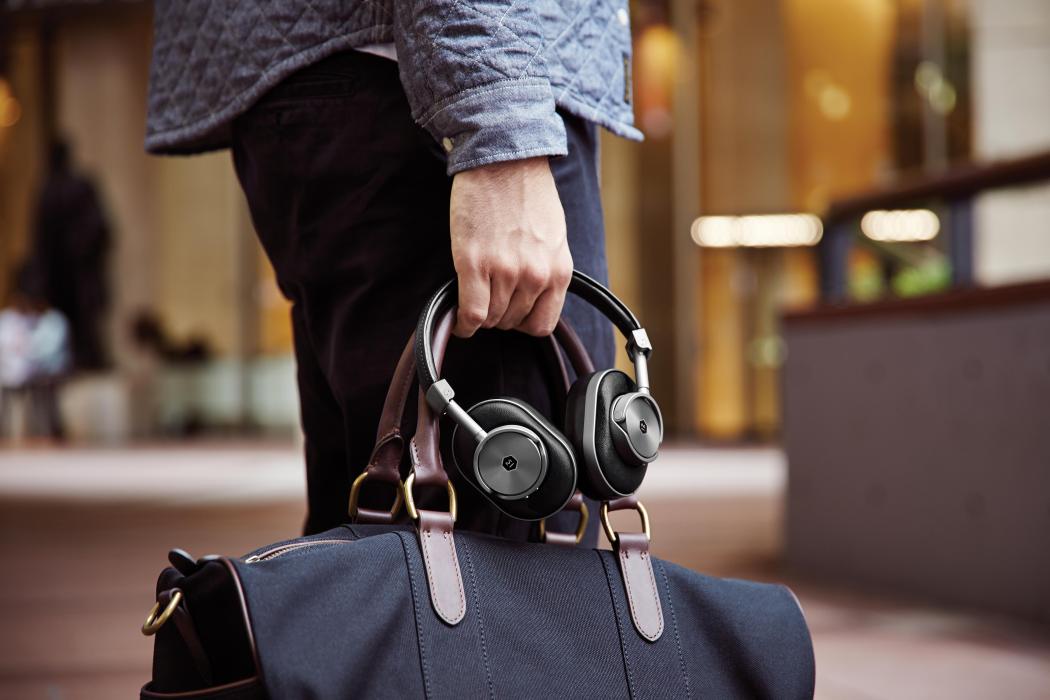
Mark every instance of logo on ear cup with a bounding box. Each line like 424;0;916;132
474;427;548;501
611;393;662;467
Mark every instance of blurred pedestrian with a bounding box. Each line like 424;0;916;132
146;2;641;538
27;139;111;371
0;274;71;442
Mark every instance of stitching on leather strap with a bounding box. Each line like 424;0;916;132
441;530;466;621
618;542;664;642
639;550;664;640
419;521;466;625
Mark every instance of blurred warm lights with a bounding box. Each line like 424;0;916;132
636;24;682;138
691;214;823;248
860;209;940;242
0;79;21;128
804;69;852;122
914;61;957;116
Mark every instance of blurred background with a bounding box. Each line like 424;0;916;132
1;0;1049;697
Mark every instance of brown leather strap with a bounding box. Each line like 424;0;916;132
615;532;664;642
356;312;455;523
606;493;638;512
409;308;455;488
416;509;467;625
543;531;580;547
366;336;417;482
554;318;596;376
407;310;467;625
354;337;418;524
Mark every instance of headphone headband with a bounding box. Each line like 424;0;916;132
416;271;653;436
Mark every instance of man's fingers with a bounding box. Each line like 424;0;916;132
496;284;543;330
518;285;566;337
496;262;546;330
484;263;515;329
454;268;490;337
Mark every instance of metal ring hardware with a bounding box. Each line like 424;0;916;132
403;473;458;523
142;589;183;636
347;470;405;521
538;501;590;544
600;500;651;545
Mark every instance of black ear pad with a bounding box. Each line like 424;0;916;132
451;399;577;521
564;369;647;500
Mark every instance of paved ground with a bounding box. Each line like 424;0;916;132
1;444;1048;699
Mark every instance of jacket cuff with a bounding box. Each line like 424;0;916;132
419;78;568;175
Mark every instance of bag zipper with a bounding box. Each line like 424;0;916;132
244;539;350;563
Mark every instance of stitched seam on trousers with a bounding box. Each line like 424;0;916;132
461;540;496;699
396;531;433;698
658;562;692;699
599;549;636;698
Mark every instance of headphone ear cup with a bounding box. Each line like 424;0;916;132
450;399;577;521
564;370;597;464
566;370;648;500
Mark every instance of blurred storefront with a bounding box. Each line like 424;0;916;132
1;0;1048;443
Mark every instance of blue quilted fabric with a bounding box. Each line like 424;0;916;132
146;1;643;173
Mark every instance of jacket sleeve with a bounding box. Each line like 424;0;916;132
391;2;568;175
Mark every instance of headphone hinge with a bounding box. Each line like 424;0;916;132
425;380;456;413
626;328;652;358
427;380;487;442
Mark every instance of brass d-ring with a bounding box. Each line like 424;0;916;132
600;500;651;545
403;473;457;522
348;470;405;521
142;589;183;636
539;501;590;544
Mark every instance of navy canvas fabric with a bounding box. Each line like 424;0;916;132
223;524;815;699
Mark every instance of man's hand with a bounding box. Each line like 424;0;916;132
449;156;572;338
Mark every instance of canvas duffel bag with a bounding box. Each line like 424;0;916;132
140;310;814;699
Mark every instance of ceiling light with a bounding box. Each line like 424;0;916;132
690;214;823;248
860;209;940;242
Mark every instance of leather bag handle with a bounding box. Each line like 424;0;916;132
352;312;595;523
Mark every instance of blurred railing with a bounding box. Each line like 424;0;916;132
818;149;1050;301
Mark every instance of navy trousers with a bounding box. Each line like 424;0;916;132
231;51;613;542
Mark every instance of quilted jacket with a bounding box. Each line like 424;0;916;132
145;1;643;174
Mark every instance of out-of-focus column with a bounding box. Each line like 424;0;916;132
970;0;1050;284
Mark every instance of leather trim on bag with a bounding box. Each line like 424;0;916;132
616;532;664;642
140;676;263;699
218;558;263;678
417;509;467;625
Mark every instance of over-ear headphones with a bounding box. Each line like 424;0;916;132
415;271;663;521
